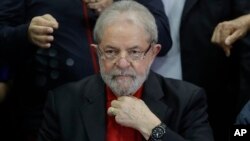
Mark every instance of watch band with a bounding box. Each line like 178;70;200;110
149;122;167;141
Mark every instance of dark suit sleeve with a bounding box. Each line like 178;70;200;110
0;0;32;54
38;91;60;141
233;0;250;16
162;89;214;141
136;0;172;56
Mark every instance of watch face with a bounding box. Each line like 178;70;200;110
152;126;165;138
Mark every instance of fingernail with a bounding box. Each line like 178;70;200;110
48;28;53;33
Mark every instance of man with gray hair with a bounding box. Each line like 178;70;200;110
38;1;213;141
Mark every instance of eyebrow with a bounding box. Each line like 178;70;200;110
104;45;118;49
104;45;141;50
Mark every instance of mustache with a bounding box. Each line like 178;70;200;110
109;69;136;78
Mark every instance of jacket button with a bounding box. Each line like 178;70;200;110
66;58;74;66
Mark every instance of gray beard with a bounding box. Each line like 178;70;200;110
99;62;150;97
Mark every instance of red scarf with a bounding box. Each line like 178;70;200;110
106;85;143;141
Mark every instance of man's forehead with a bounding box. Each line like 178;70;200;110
103;20;147;35
101;28;149;44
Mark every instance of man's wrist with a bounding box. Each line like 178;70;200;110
148;122;167;141
138;116;161;140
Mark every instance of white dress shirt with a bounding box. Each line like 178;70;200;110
151;0;186;80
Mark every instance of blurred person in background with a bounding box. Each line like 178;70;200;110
211;13;250;126
152;0;250;140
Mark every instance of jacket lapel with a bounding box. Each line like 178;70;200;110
142;72;173;123
79;75;106;141
182;0;200;23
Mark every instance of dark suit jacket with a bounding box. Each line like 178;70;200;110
180;0;250;140
38;72;213;141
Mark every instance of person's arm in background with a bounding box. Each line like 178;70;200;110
0;0;59;54
211;14;250;57
85;0;172;56
0;0;24;103
0;0;31;54
211;1;250;124
136;0;172;56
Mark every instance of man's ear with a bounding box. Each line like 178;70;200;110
152;44;161;57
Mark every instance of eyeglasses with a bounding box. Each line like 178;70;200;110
96;41;154;61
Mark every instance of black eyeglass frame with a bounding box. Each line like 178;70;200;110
95;40;155;61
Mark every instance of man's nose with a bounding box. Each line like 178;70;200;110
115;54;131;69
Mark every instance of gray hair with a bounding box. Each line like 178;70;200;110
93;0;158;44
